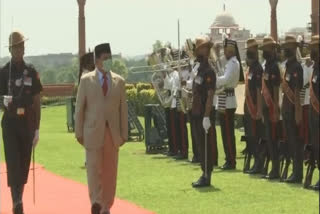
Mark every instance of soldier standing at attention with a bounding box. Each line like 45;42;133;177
308;35;319;190
260;37;281;179
243;39;264;174
216;39;243;170
191;36;216;188
0;31;42;214
281;35;304;184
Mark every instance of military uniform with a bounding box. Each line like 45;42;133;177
191;57;216;185
261;57;281;178
300;62;313;146
308;35;319;190
216;55;240;169
243;60;264;173
171;70;188;159
0;61;42;206
282;55;304;183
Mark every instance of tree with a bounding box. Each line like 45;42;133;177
112;59;128;79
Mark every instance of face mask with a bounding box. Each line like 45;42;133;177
103;59;113;72
284;49;294;58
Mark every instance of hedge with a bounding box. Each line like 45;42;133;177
126;88;159;116
136;83;153;92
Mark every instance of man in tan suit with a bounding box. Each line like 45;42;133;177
75;43;128;214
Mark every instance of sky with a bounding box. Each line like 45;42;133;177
0;0;311;57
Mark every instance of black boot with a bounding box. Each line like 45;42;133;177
192;174;211;188
285;173;303;184
220;162;236;170
266;160;280;180
13;203;24;214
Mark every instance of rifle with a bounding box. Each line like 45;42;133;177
279;140;291;182
258;139;270;177
304;144;316;189
241;135;253;173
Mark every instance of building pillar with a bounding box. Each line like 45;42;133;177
311;0;319;35
269;0;278;42
77;0;86;58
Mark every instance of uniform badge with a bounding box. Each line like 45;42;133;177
312;75;318;83
15;78;22;87
293;72;298;78
206;76;212;83
24;77;32;86
271;74;276;79
285;74;291;81
17;108;25;116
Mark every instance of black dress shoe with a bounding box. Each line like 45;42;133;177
265;170;280;180
192;176;211;188
220;163;236;170
91;203;102;214
285;174;303;184
13;203;24;214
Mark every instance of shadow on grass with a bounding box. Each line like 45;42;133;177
194;186;221;193
213;169;242;174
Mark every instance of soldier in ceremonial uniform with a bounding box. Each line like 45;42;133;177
281;35;304;184
170;66;189;159
0;31;42;214
216;39;243;170
308;35;319;190
191;36;216;188
259;37;281;179
242;39;264;174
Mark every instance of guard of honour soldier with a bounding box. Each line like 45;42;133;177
0;31;42;214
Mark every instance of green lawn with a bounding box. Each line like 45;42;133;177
0;106;319;214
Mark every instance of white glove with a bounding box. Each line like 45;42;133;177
33;130;39;148
3;96;12;108
202;117;211;133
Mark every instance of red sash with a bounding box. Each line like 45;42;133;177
262;79;278;123
245;72;257;119
281;71;295;105
310;75;319;114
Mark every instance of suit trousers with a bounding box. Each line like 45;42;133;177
86;127;119;212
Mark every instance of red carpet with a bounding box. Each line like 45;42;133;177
0;163;154;214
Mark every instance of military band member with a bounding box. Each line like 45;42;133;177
259;37;281;179
171;66;189;159
300;58;313;147
308;35;319;190
0;31;42;214
216;39;243;170
191;36;216;188
281;35;304;184
242;39;264;174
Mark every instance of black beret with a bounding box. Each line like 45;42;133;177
80;52;94;64
94;43;112;58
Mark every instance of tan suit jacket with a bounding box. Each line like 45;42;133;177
75;69;128;149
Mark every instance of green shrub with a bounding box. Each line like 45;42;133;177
125;84;135;90
136;83;152;92
126;87;159;116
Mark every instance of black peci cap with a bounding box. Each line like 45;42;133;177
94;43;112;58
